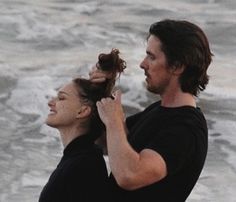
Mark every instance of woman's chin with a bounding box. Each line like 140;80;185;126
45;119;57;128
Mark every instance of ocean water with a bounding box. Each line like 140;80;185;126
0;0;236;201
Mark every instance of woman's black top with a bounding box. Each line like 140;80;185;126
39;135;110;202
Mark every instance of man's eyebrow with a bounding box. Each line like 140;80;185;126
146;50;155;57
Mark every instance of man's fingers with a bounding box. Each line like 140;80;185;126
91;77;106;83
114;90;122;103
89;70;107;82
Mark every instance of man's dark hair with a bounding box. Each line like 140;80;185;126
149;19;213;96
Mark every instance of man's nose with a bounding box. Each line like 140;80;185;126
140;58;147;70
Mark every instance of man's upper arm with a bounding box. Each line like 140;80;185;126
122;148;167;190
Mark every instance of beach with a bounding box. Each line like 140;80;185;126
0;0;236;201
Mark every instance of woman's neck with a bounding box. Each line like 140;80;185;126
58;126;88;148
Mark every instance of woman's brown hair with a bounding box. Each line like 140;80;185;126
73;49;126;142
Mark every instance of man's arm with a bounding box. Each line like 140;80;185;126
97;90;167;190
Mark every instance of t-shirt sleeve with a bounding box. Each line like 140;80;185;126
146;124;195;175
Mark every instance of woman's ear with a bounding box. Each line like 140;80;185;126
76;105;92;119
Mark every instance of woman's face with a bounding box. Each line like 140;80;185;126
46;82;83;128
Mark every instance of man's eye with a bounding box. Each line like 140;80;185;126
149;55;155;60
147;54;155;60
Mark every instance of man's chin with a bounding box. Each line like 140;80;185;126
147;86;160;95
146;85;155;93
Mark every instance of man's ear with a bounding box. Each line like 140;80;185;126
170;63;185;76
76;105;91;119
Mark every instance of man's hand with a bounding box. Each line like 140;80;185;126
89;64;113;83
96;90;125;126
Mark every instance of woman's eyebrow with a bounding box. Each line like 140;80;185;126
58;91;79;98
58;91;70;96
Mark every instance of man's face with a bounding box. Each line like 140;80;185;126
140;35;172;95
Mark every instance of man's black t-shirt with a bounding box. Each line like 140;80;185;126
108;101;208;202
39;135;110;202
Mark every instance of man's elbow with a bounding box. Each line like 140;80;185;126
115;170;167;191
115;173;140;191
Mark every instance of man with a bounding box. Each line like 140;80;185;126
91;19;213;201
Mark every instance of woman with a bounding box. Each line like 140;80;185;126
39;49;126;202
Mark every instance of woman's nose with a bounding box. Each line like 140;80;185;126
48;97;56;107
